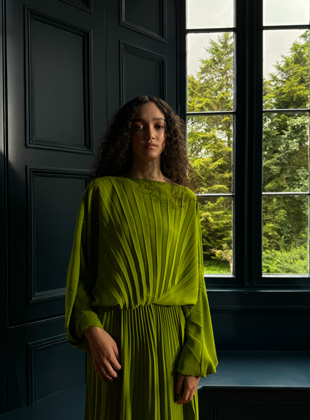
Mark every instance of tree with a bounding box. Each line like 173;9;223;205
187;33;234;272
262;31;309;263
187;30;309;274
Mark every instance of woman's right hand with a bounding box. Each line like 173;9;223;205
84;326;122;382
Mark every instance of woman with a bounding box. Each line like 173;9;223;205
65;96;218;419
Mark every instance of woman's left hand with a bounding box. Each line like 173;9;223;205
175;373;200;404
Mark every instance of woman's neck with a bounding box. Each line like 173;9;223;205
124;162;167;182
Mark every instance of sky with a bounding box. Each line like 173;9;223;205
186;0;309;77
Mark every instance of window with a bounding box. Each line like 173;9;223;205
182;0;310;288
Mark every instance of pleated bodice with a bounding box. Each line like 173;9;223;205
90;176;200;310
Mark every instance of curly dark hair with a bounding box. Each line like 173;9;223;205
88;96;197;191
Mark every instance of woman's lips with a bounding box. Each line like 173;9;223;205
145;144;157;148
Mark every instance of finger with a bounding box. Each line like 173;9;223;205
189;389;196;401
104;373;114;382
176;374;185;394
98;365;114;382
103;360;119;379
186;388;196;403
102;372;113;382
176;388;191;405
113;343;122;362
95;361;112;381
110;352;122;371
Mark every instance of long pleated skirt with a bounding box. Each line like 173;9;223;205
84;304;199;420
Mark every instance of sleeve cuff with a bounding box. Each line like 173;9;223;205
177;340;217;378
79;310;103;334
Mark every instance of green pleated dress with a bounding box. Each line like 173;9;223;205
65;176;218;420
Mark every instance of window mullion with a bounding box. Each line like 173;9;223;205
245;0;263;286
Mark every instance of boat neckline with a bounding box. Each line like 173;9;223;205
114;176;172;184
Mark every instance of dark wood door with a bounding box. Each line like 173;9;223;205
1;0;177;413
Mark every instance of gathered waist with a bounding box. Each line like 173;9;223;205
95;303;184;317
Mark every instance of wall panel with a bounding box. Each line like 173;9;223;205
120;0;166;41
26;9;92;153
8;318;86;409
120;42;166;104
28;334;85;403
9;168;88;324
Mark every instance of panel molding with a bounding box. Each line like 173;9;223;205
8;314;65;331
27;166;88;304
59;0;93;13
119;0;167;42
27;333;67;404
24;7;93;154
120;41;166;105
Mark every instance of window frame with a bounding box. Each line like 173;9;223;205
178;0;310;304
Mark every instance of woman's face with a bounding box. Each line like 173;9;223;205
130;102;167;163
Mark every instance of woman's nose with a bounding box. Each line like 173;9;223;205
145;125;155;139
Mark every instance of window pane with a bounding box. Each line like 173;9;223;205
186;0;234;29
263;0;309;26
187;115;233;194
187;33;234;112
263;112;309;193
263;30;309;109
262;195;309;274
197;195;233;275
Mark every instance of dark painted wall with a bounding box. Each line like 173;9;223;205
1;0;178;413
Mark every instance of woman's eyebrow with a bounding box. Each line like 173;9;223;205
132;117;166;122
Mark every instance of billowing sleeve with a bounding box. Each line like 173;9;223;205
177;199;218;378
65;181;103;351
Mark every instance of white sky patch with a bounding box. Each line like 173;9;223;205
186;0;234;29
263;0;309;25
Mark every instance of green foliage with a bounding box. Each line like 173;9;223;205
199;196;232;260
263;114;308;193
204;259;230;275
263;245;308;274
210;243;233;274
188;30;310;273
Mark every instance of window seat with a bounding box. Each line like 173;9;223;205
198;350;310;390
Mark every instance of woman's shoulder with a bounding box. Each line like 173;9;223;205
87;176;116;189
180;184;197;199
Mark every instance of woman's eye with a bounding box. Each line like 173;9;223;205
134;125;144;131
156;125;165;130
